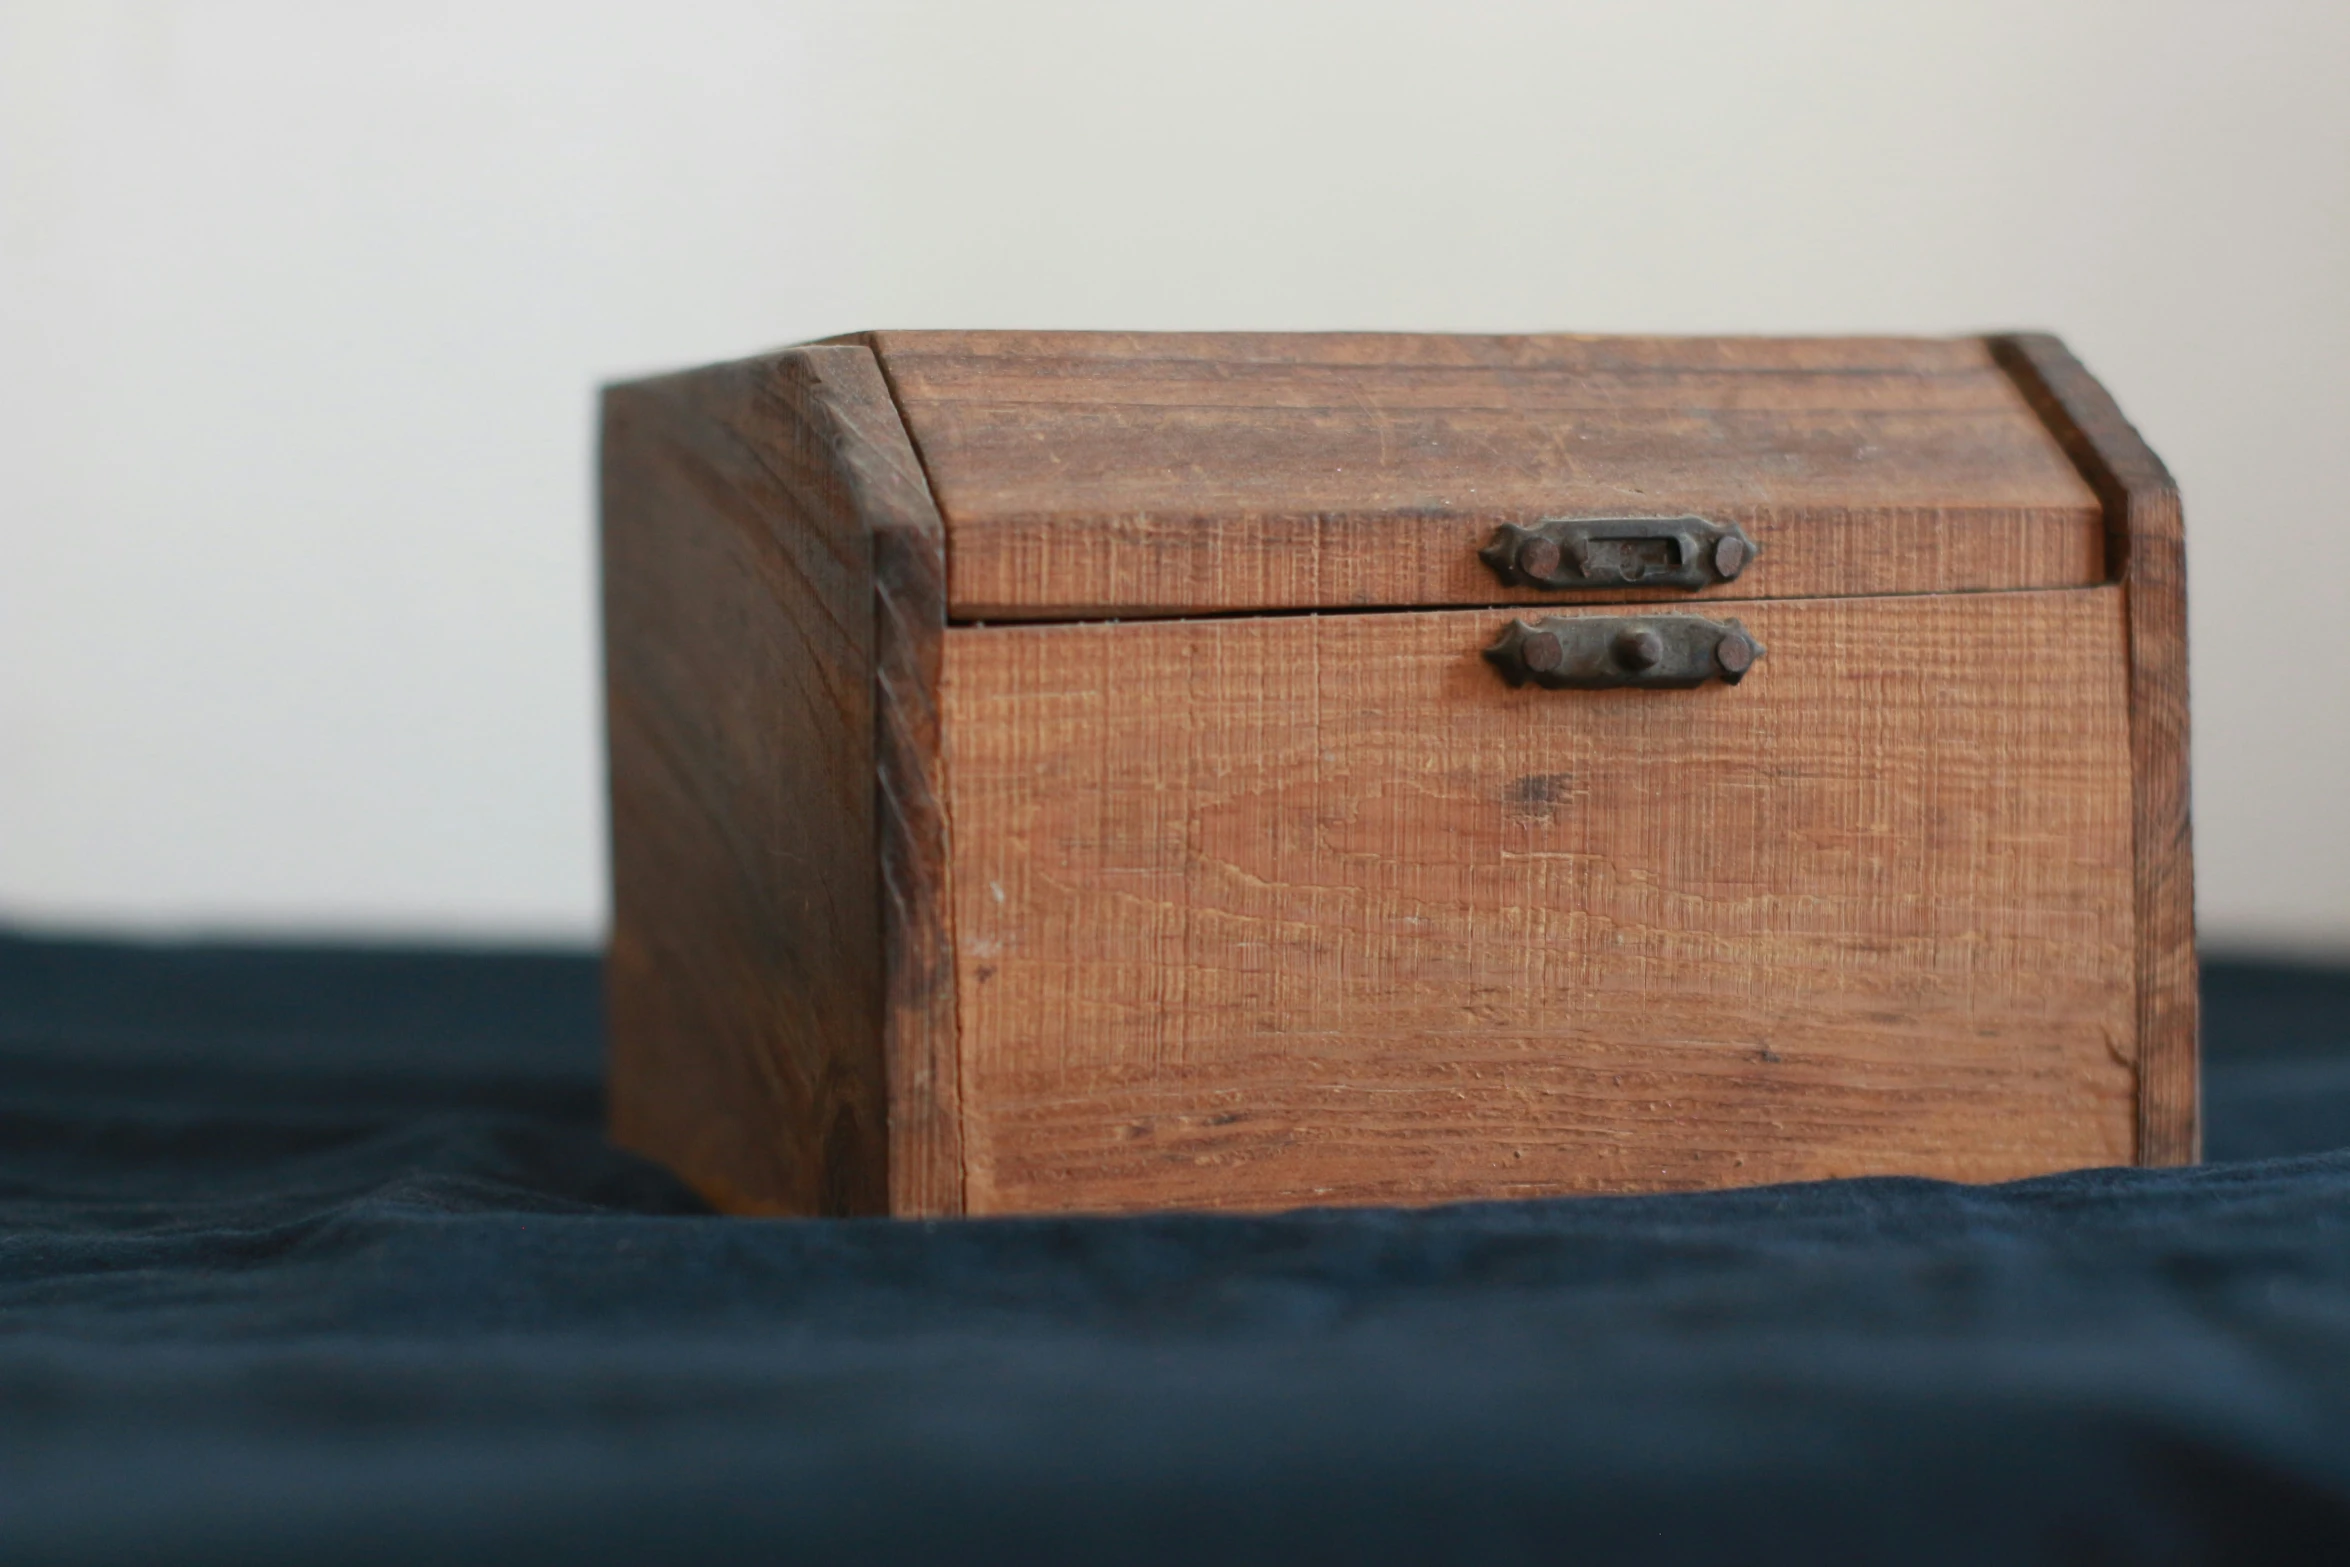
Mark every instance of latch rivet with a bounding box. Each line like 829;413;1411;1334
1520;629;1565;674
1614;627;1664;670
1715;632;1756;675
1517;536;1563;581
1713;535;1750;578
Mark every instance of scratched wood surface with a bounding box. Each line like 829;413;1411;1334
941;589;2139;1214
604;344;956;1216
1992;334;2196;1165
857;331;2107;618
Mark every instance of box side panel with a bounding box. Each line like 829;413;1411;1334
943;590;2138;1214
603;346;912;1215
867;330;2108;618
1989;334;2197;1166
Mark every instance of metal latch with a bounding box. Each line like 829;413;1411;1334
1484;615;1764;690
1480;516;1756;591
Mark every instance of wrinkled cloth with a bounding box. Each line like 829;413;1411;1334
3;933;2349;1566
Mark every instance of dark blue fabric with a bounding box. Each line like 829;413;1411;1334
4;933;2350;1564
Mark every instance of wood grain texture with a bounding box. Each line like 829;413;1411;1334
942;590;2139;1214
603;343;956;1215
1990;334;2197;1166
870;399;967;1217
860;331;2107;618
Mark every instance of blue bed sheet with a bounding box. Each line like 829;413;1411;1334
4;933;2349;1565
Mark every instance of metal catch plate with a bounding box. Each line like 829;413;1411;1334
1484;615;1764;690
1480;516;1756;591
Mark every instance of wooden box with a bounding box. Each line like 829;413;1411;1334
601;331;2193;1217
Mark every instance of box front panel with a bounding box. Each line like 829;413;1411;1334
942;589;2137;1214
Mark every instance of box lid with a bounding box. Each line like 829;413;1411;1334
857;331;2104;620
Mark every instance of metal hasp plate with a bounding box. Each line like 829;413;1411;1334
1480;516;1756;591
1484;615;1765;690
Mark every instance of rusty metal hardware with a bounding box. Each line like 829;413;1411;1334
1479;516;1756;591
1483;615;1764;690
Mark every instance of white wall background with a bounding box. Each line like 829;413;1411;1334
2;0;2346;951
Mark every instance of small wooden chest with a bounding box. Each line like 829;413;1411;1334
601;331;2193;1217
